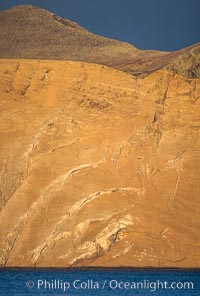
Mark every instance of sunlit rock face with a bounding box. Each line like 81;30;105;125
0;59;199;267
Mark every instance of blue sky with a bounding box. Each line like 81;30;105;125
0;0;199;51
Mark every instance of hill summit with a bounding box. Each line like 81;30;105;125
0;5;138;62
0;5;200;77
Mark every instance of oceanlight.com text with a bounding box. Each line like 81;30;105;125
26;278;194;292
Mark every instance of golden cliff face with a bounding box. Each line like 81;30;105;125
0;59;199;267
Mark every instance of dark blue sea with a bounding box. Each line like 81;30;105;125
0;269;199;296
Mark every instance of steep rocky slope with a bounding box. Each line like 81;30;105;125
0;5;139;62
0;5;199;77
116;42;200;78
0;59;199;267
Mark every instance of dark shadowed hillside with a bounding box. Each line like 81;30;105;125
0;5;199;77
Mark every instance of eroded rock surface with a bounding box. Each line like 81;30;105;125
0;59;199;267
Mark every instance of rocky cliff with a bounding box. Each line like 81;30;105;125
0;59;199;267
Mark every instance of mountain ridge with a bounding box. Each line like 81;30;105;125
2;5;200;77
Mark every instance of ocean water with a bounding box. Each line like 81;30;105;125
0;269;199;296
